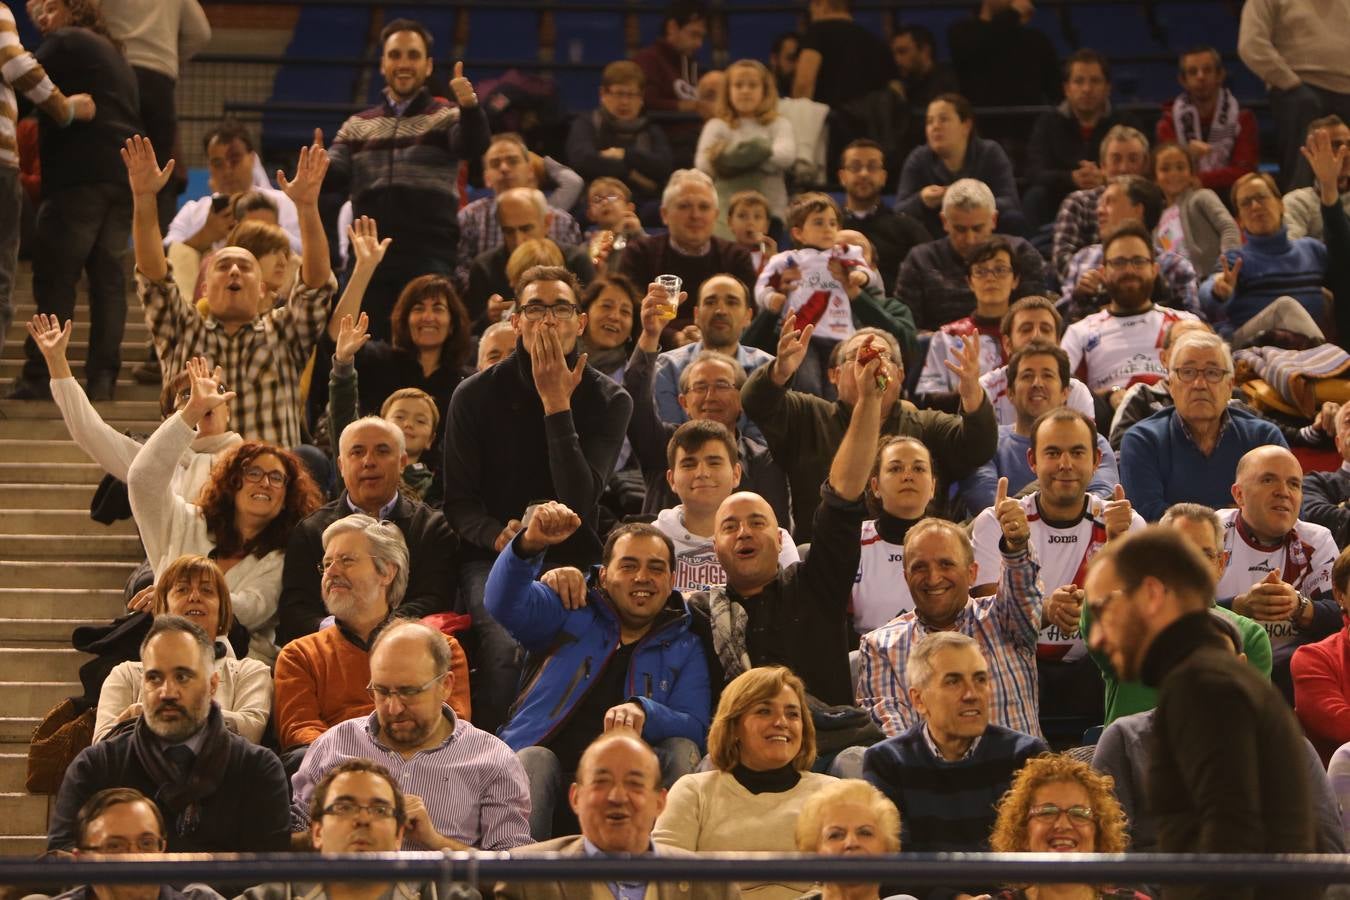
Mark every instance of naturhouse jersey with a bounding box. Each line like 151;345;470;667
653;506;799;594
1061;305;1198;392
1215;508;1337;649
852;519;916;634
971;493;1144;662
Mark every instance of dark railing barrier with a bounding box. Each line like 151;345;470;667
5;851;1350;887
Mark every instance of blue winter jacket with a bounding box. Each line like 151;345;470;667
485;536;712;752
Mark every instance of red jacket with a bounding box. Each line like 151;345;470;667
1155;99;1259;194
1292;624;1350;764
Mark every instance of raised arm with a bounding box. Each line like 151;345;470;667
624;284;683;476
122;136;175;281
277;129;332;289
326;217;390;341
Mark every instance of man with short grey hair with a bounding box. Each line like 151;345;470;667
1050;124;1151;280
862;630;1047;856
464;186;596;330
273;516;470;765
617;170;757;339
290;619;532;851
897;178;1046;332
278;415;457;646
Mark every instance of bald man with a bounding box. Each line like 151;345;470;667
1216;445;1340;700
464;186;595;330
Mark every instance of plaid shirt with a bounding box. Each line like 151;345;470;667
1051;185;1105;281
137;266;335;448
857;543;1045;738
1061;243;1202;320
453;196;584;290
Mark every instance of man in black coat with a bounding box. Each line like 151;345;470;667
443;265;633;733
49;617;289;854
1085;527;1318;900
278;416;456;647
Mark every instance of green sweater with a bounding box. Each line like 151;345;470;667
1081;601;1273;725
740;362;997;541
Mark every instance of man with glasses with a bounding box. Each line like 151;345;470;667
291;619;531;851
1084;526;1319;888
838;139;931;296
444;265;633;733
278;416;457;646
56;787;224;900
617;169;756;340
1284;116;1350;241
1120;330;1286;522
464;186;596;330
275;515;469;771
1201;169;1328;346
1061;222;1199;424
49;617;290;853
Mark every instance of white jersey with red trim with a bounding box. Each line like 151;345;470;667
970;493;1144;662
980;365;1097;427
1215;508;1337;648
852;519;916;633
917;317;1004;394
1061;305;1198;392
653;506;799;594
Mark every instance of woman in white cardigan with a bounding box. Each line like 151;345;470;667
1153;142;1241;276
28;314;241;504
696;59;796;238
94;554;273;744
128;358;323;665
653;667;836;900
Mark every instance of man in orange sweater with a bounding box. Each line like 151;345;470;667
273;514;469;772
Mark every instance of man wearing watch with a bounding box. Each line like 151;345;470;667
1217;445;1340;702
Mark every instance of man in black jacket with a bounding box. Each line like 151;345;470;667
838;139;931;296
49;616;290;854
684;331;885;707
278;416;456;646
1085;528;1318;899
444;265;633;733
1302;383;1350;549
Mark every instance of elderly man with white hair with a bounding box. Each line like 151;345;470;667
617;169;757;341
277;415;457;646
896;178;1047;333
1120;329;1288;522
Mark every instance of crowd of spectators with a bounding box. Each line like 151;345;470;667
12;0;1350;897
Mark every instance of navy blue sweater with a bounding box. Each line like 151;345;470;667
1199;228;1326;333
862;722;1047;852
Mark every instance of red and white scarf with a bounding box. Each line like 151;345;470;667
1172;88;1242;173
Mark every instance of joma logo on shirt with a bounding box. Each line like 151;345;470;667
1048;535;1078;544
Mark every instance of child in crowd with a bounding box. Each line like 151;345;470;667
916;237;1019;396
695;58;795;239
726;189;777;273
584;176;646;273
754;192;880;397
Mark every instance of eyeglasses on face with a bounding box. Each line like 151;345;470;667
1027;803;1096;825
366;670;447;702
316;553;372;575
685;380;736;396
321;800;397;820
79;835;167;854
970;264;1014;279
1103;256;1152;271
1172;365;1230;384
519;303;579;321
242;466;287;488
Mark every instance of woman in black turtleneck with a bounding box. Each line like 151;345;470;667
852;436;937;638
577;273;639;381
652;667;837;900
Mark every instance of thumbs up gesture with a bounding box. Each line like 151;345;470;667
1103;483;1133;541
450;61;478;108
1236;569;1297;622
995;477;1030;552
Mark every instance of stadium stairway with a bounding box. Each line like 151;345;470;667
0;262;158;855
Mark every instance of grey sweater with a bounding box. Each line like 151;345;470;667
1169;187;1241;275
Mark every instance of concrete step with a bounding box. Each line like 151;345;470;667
0;752;26;793
5;319;149;344
0;483;99;507
0;462;105;484
0;834;48;857
1;561;137;590
0;649;90;682
0;419;156;440
0;377;161;403
0;440;97;464
0;399;159;420
3;534;143;561
0;794;51;836
0;683;79;718
0;590;127;620
0;618;106;642
0;509;138;536
0;718;38;743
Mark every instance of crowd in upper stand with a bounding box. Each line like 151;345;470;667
10;0;1350;898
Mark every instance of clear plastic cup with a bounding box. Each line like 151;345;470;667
655;274;682;321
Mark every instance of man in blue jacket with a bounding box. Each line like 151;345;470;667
484;502;710;841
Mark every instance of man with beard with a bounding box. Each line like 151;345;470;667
838;139;931;296
290;620;532;851
274;515;469;769
48;616;290;852
1049;124;1152;281
1060;222;1199;425
1085;528;1319;899
1120;330;1286;522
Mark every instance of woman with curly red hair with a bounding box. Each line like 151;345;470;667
129;358;323;665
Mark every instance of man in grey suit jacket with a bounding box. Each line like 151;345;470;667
495;733;740;900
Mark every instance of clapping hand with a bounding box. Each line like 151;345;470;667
1045;583;1084;635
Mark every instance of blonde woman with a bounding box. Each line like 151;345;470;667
794;779;917;900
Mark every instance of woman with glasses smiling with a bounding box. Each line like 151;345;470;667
129;358;323;665
988;754;1145;900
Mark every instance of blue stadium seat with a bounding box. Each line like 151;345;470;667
896;6;966;60
465;8;540;62
1065;3;1160;55
1153;1;1240;53
725;11;803;65
554;69;603;115
1027;5;1073;57
265;5;370;154
554;12;626;66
